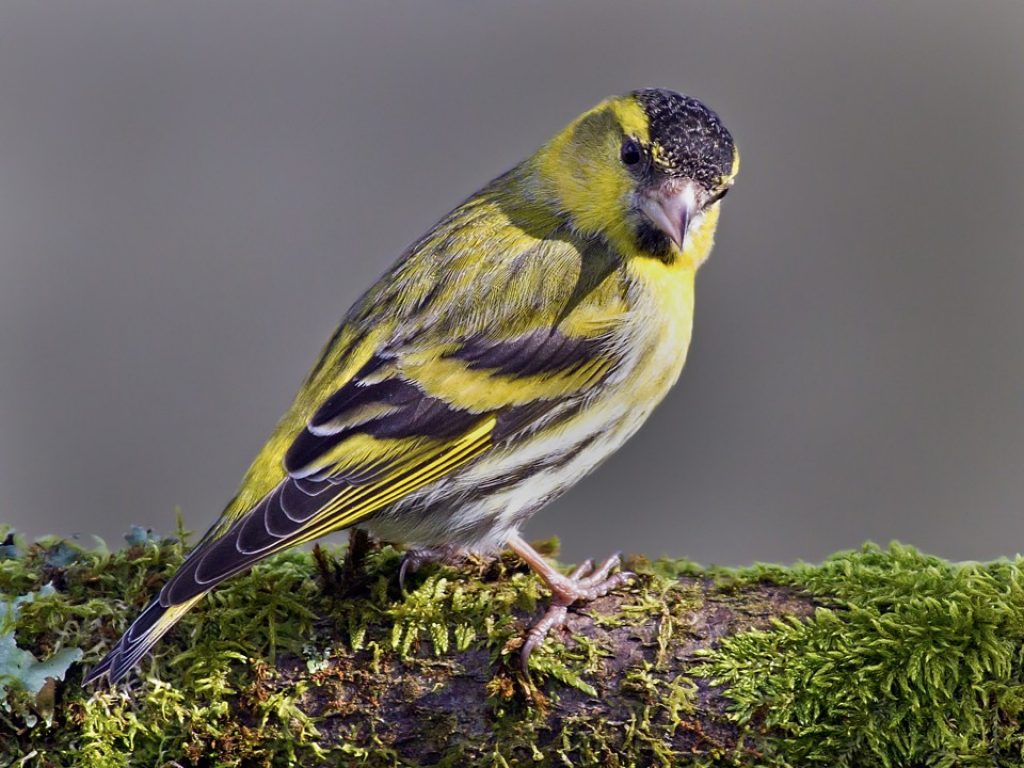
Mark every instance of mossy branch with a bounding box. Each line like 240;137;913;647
3;525;1024;767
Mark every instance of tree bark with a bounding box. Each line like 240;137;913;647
291;541;816;765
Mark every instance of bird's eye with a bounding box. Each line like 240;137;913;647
620;138;643;167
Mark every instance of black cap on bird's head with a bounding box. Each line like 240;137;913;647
632;88;735;188
624;88;737;253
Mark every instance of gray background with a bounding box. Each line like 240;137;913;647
2;1;1023;566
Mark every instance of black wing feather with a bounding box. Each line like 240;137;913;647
450;329;606;376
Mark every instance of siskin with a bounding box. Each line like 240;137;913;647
85;88;738;685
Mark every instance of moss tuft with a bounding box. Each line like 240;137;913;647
703;542;1024;766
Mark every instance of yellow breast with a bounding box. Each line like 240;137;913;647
615;203;719;408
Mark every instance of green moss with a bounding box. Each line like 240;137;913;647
2;523;1024;766
1;524;330;767
702;543;1024;766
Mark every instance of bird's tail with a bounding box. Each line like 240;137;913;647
82;594;203;686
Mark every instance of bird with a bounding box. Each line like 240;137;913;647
84;87;737;686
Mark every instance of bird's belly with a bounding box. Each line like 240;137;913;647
365;398;643;552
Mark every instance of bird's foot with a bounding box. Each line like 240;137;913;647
506;533;635;679
398;545;467;591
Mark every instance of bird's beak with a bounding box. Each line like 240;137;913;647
640;179;699;249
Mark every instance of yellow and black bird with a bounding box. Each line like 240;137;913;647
85;88;737;685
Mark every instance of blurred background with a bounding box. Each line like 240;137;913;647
1;1;1022;566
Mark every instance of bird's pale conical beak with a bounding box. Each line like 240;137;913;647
640;180;699;249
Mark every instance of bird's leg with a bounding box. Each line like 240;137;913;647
398;545;468;591
506;532;635;677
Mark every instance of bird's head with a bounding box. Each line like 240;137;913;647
534;88;738;264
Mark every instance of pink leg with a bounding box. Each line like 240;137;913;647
507;533;635;678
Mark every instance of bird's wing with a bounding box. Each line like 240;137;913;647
85;220;630;685
86;324;618;684
155;222;629;606
158;327;616;606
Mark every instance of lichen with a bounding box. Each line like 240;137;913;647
1;522;1023;767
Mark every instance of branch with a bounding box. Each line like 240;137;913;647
1;526;1022;767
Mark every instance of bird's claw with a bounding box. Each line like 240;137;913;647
398;549;428;592
398;546;469;591
520;553;635;679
